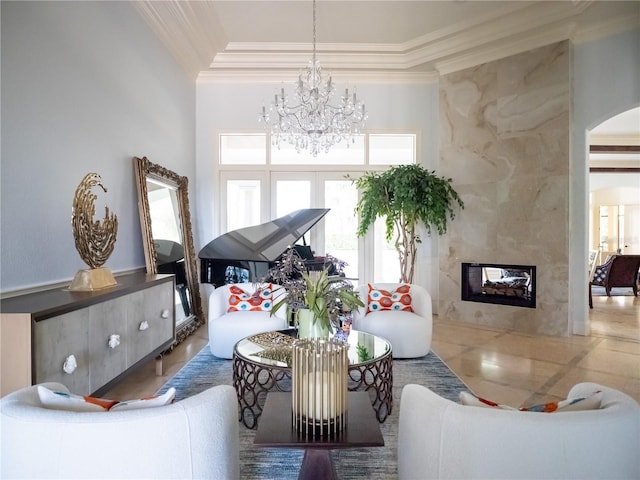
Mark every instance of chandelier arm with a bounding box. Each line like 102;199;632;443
258;0;367;157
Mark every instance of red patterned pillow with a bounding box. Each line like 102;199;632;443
228;283;274;312
459;391;515;410
367;284;413;313
519;391;602;412
459;390;603;412
37;386;176;412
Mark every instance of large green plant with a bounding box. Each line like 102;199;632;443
351;164;464;283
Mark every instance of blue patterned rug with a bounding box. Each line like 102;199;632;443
159;346;467;479
591;285;636;296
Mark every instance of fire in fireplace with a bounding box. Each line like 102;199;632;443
461;263;536;308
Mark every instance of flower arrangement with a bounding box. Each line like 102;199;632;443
264;247;363;333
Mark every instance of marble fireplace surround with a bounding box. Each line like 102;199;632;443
439;41;570;336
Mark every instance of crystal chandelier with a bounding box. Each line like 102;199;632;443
259;0;367;157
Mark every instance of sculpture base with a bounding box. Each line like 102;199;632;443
69;267;117;291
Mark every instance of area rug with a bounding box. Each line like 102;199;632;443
591;285;637;296
159;346;467;480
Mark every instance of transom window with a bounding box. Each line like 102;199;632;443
218;132;417;283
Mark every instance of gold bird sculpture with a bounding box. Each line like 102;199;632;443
71;173;118;269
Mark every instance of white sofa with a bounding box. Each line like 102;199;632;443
208;283;288;359
1;382;240;479
352;283;432;358
398;382;640;479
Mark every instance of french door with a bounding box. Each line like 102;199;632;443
271;172;360;280
221;170;403;283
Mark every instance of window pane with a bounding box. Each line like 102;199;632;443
324;180;358;280
374;217;400;282
271;135;365;165
226;180;261;231
220;134;266;165
276;180;311;217
148;186;181;243
369;134;415;165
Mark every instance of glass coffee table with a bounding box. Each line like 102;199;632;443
232;329;392;429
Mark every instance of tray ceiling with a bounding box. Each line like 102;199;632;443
134;1;639;81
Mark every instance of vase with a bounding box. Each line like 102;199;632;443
297;308;332;339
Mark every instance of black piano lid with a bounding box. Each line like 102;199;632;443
198;208;330;262
154;239;184;265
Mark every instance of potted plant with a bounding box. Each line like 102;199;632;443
265;248;363;338
295;268;364;338
351;164;464;283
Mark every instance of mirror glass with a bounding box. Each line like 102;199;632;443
134;156;204;346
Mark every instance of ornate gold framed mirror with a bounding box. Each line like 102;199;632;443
134;156;204;346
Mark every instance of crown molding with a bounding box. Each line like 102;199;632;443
197;69;438;85
572;14;640;44
207;1;593;74
210;50;410;70
135;0;638;81
223;41;403;54
589;161;640;169
435;23;576;75
589;134;640;145
133;0;228;79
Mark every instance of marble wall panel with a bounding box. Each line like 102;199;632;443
439;41;571;336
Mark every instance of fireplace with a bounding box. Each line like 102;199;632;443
461;263;536;308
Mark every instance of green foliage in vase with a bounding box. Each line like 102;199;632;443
350;164;464;283
265;248;363;331
356;344;371;362
301;268;364;330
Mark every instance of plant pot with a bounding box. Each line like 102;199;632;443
297;308;332;339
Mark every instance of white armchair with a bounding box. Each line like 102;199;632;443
398;382;640;480
352;283;432;358
1;382;240;479
208;283;288;359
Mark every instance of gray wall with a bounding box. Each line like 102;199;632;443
570;28;640;335
195;80;441;300
1;1;195;292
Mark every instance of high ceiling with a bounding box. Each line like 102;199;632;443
133;0;639;160
134;1;640;81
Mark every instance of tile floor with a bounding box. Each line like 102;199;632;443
104;292;640;406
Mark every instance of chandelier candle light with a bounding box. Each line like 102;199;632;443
292;338;348;437
259;0;367;157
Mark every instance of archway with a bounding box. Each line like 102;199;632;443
587;107;640;341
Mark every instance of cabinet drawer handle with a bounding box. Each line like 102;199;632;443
63;354;77;375
108;334;121;349
161;309;170;319
139;320;149;331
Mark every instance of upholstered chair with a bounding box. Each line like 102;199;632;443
398;382;640;480
351;283;432;358
1;382;240;479
208;282;288;359
589;254;640;308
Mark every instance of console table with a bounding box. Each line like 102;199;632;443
254;392;384;480
0;272;175;397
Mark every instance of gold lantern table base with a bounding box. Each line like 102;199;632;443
254;392;384;480
233;329;393;429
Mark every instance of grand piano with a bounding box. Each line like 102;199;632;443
199;208;330;287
